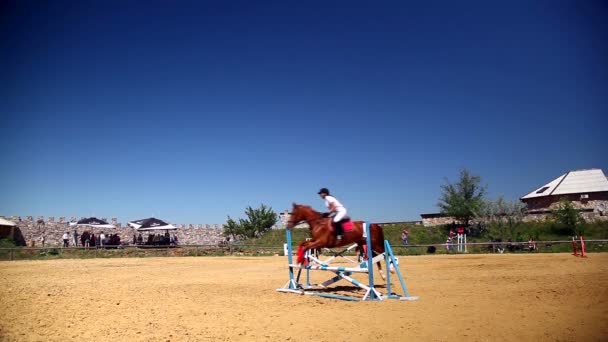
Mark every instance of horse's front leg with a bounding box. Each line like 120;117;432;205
296;240;313;264
376;257;386;280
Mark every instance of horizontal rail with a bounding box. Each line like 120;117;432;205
0;240;606;251
0;240;606;261
288;264;369;273
396;239;608;248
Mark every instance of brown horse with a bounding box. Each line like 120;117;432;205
286;203;387;278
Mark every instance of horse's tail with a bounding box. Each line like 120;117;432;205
372;223;385;254
376;224;384;253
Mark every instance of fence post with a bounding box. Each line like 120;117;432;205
10;248;14;261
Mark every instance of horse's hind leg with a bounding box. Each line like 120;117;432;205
356;241;387;280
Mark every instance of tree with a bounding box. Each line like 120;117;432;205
438;169;487;226
479;196;527;239
550;198;585;235
223;204;278;240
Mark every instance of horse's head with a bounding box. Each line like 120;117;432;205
286;203;303;230
286;203;321;230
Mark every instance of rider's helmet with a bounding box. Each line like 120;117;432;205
318;188;330;195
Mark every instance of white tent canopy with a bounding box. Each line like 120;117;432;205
0;217;16;226
69;217;116;229
128;217;177;231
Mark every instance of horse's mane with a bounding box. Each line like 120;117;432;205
293;203;320;214
292;204;324;222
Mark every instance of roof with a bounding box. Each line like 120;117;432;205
521;169;608;200
0;217;16;226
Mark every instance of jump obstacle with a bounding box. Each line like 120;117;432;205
276;222;419;301
457;233;467;253
572;236;588;258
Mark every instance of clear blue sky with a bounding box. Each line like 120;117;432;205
1;1;606;224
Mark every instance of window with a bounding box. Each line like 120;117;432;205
536;186;549;194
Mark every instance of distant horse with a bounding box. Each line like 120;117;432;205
286;203;388;279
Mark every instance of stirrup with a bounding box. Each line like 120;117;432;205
336;235;343;241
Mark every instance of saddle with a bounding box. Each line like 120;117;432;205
329;217;354;232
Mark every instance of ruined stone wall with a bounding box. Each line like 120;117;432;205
2;216;225;247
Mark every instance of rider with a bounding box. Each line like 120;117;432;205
318;188;347;241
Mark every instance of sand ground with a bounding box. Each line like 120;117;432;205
0;253;606;341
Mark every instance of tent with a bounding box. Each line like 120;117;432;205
69;217;116;229
127;217;176;231
0;217;17;241
0;217;16;227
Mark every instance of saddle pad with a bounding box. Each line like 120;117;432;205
343;221;354;231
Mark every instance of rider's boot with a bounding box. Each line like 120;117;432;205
334;221;344;241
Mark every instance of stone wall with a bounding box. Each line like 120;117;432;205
521;192;608;222
2;216;225;247
421;216;460;227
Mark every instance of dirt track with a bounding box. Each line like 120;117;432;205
0;253;606;341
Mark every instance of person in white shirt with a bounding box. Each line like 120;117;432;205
318;188;347;240
99;232;106;247
62;232;69;247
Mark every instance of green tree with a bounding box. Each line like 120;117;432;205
438;169;487;226
550;198;585;235
223;204;278;240
480;196;527;239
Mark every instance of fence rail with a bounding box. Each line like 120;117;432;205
0;240;606;261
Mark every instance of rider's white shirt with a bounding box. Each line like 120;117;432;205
325;196;344;210
325;195;347;222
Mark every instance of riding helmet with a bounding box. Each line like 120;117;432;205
318;188;330;195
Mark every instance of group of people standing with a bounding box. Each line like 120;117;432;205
58;230;121;248
132;232;178;246
79;231;121;248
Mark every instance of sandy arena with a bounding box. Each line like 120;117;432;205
0;253;606;341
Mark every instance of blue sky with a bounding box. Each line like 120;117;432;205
1;1;606;224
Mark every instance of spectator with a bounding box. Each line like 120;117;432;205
132;234;137;245
62;232;69;247
137;233;143;245
85;234;90;248
90;233;97;248
446;236;454;253
80;231;87;247
99;232;106;247
72;230;79;247
39;233;46;247
172;233;178;246
401;228;409;246
528;237;537;251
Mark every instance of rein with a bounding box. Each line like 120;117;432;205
288;214;326;228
